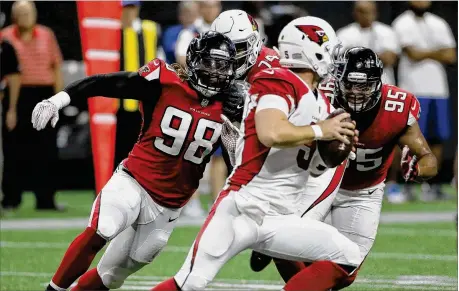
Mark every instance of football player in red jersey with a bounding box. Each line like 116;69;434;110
250;47;438;289
31;31;242;291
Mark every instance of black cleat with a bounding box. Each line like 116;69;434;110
46;284;57;291
250;251;272;272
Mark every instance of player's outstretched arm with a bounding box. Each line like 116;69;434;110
398;122;438;182
31;72;160;130
62;71;159;102
255;109;355;148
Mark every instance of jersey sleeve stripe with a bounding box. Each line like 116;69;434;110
407;112;417;126
145;66;160;81
256;94;290;116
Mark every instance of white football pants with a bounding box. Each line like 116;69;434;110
87;164;182;289
173;186;362;291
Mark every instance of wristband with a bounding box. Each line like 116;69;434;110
311;125;323;140
48;91;71;109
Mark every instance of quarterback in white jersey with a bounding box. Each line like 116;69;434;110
152;17;362;291
228;70;339;214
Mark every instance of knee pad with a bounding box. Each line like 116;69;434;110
337;236;362;267
98;267;127;289
179;273;209;291
97;205;127;240
98;259;147;289
198;200;235;258
130;229;170;263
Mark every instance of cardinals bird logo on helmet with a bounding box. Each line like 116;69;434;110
247;14;259;31
295;25;329;46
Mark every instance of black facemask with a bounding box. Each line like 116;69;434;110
409;5;431;17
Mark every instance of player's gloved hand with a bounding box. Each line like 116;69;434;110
401;145;419;182
317;113;355;144
221;114;241;166
221;80;249;124
31;100;59;131
31;92;70;131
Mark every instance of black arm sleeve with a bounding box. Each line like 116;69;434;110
63;71;161;102
0;40;20;79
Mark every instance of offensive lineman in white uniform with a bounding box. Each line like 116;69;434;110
152;16;361;291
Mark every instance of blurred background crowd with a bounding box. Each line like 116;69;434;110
0;1;457;218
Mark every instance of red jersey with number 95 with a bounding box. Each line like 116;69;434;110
123;59;224;208
246;46;281;83
319;81;421;190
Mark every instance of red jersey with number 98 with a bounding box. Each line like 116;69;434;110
123;59;224;208
246;46;281;83
319;82;421;190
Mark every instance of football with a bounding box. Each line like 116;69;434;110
317;108;354;168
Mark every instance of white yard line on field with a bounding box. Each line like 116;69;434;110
0;216;207;230
1;211;456;230
0;272;456;290
1;241;457;261
377;227;457;237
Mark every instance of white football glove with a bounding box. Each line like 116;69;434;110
401;145;419;182
348;151;356;160
220;114;241;166
31;92;70;131
31;100;59;131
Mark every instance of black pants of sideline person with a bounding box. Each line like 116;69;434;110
2;85;59;210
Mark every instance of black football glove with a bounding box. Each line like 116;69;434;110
221;80;249;123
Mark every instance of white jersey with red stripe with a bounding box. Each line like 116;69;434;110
227;67;332;214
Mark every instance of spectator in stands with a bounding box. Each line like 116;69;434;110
337;1;399;85
0;12;21;215
1;1;63;211
162;1;199;64
393;1;456;201
337;1;404;203
175;0;221;66
115;0;165;167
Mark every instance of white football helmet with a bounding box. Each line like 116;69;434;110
277;16;340;78
211;9;263;79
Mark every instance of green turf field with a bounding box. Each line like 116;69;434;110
1;190;458;291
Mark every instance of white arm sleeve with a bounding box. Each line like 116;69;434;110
256;94;289;116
